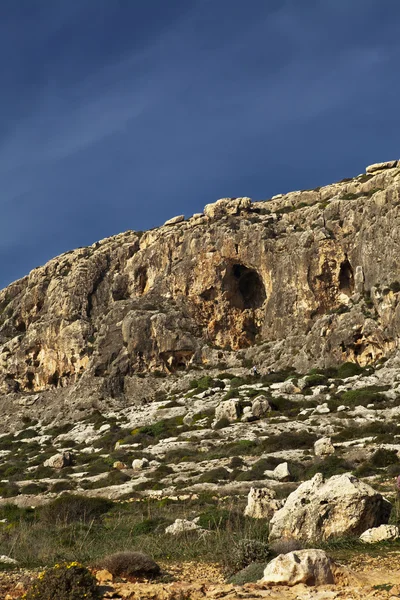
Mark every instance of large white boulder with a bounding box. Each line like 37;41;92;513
269;473;392;542
244;488;282;519
314;437;335;457
262;549;335;586
131;458;149;470
273;462;292;481
360;524;399;543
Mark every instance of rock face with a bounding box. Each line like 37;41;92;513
269;473;391;542
360;524;399;543
244;487;282;519
262;549;335;586
2;162;400;420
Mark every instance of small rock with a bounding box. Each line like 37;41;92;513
96;569;113;583
315;403;330;414
262;549;335;586
163;215;185;226
165;519;203;535
44;451;73;469
244;487;282;519
314;437;335;457
132;458;149;470
360;524;399;543
273;462;292;481
113;461;127;470
0;555;18;565
251;396;271;419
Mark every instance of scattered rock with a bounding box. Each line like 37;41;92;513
43;451;73;469
360;524;399;543
132;458;149;470
165;519;203;535
0;556;18;565
213;399;240;425
244;487;282;519
204;197;251;219
314;437;335;456
262;549;335;586
251;396;271;418
366;160;398;173
163;215;185;226
269;473;391;542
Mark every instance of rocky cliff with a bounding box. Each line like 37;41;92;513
1;159;400;418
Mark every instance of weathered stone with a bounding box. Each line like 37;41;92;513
214;399;240;425
262;549;335;586
314;437;335;456
204;197;251;219
269;473;391;542
273;462;292;481
165;519;203;535
0;555;18;565
163;215;185;226
44;451;73;469
113;461;127;470
244;487;282;519
251;396;271;418
360;524;399;543
131;458;149;470
366;160;397;173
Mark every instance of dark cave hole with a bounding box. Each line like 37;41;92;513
135;267;148;295
232;264;266;309
339;259;354;296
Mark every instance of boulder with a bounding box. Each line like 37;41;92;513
131;458;149;470
204;197;251;219
269;473;391;542
360;524;399;543
251;396;271;419
44;451;73;469
273;462;292;481
262;549;335;586
244;487;282;519
366;160;397;173
214;399;240;425
165;519;203;535
163;215;185;226
113;461;127;470
314;437;335;457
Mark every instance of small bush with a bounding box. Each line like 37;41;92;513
25;562;101;600
21;482;47;495
370;448;400;468
231;538;270;571
336;362;363;378
228;562;266;584
304;374;328;388
213;417;231;430
199;467;230;483
340;387;386;407
306;456;352;479
50;480;75;493
97;551;160;578
197;508;234;530
40;495;113;524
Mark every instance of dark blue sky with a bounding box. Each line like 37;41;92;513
1;0;400;288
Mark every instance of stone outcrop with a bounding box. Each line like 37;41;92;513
244;487;282;519
262;549;335;586
165;519;203;535
269;473;391;542
2;161;400;421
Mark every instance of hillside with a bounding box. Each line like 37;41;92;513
2;160;400;598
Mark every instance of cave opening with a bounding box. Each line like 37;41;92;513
231;263;266;309
135;267;148;295
339;259;354;296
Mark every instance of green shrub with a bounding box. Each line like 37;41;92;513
340;387;386;407
96;551;160;578
21;482;47;495
231;538;270;571
131;519;164;536
199;467;230;483
25;562;101;600
50;480;75;493
0;503;34;524
81;470;130;489
306;456;352;479
370;448;400;468
0;482;19;498
213;417;231;430
304;374;328;388
40;495;113;524
228;562;266;584
336;362;363;378
197;508;234;530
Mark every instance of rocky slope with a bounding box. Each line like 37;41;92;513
1;159;400;425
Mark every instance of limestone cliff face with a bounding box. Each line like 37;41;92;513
1;160;400;403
